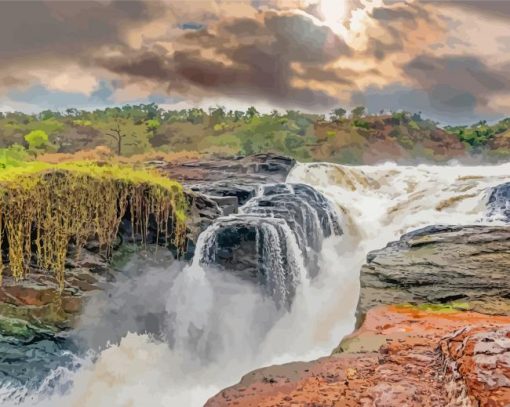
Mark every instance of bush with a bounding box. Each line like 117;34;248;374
0;144;30;168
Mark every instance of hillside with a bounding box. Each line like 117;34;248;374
1;105;510;164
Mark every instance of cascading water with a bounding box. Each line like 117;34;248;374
3;161;510;407
194;182;341;308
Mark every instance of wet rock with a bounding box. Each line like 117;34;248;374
184;191;223;256
197;183;342;308
358;225;510;322
190;183;257;208
0;250;111;337
487;181;510;221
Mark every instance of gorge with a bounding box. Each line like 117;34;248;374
1;155;510;406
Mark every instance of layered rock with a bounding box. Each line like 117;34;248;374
0;248;112;338
359;225;510;322
207;306;510;407
207;224;510;406
161;153;295;213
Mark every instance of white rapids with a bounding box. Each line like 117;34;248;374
3;161;510;407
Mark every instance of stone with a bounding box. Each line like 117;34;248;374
358;225;510;323
206;306;510;407
487;181;510;221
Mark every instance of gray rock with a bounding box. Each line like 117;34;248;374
358;225;510;325
487;181;510;221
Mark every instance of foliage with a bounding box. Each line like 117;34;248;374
24;130;56;155
0;144;30;168
330;108;346;122
351;106;366;118
446;118;510;149
1;103;510;163
0;161;187;288
353;119;370;129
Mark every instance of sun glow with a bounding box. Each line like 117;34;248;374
318;0;347;30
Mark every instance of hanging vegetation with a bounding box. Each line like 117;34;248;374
0;161;187;289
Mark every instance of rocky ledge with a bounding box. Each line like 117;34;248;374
359;225;510;321
207;305;510;407
207;224;510;406
0;153;295;340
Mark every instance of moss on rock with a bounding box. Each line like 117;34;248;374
0;161;187;289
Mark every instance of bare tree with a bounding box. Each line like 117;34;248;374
105;119;138;155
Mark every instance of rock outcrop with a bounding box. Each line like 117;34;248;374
0;248;112;339
0;154;295;340
207;306;510;407
487;181;510;221
207;224;510;406
161;153;296;213
358;225;510;322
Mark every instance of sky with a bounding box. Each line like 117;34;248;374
0;0;509;124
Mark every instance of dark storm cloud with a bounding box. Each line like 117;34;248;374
404;54;510;112
97;9;348;110
438;0;510;20
0;0;156;61
0;0;508;122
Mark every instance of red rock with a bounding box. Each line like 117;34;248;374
206;306;510;407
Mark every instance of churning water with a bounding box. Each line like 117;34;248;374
2;161;510;406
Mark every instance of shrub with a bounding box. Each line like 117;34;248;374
0;144;30;168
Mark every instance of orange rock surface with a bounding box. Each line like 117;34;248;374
206;306;510;407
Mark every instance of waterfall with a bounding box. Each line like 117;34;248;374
6;161;510;407
192;182;342;308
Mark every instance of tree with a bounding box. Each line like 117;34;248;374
330;108;346;122
103;117;151;156
185;108;205;124
24;130;53;155
105;119;129;155
146;119;160;139
246;106;259;120
351;106;366;118
209;106;226;127
233;110;245;122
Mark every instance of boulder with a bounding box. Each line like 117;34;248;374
487;181;510;221
358;225;510;323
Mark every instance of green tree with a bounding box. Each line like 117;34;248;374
24;130;53;155
351;106;366;118
146;119;160;139
330;108;347;122
246;106;259;120
209;106;226;127
102;117;151;156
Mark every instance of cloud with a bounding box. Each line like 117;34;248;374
96;8;349;110
403;54;510;117
0;0;508;122
439;1;510;20
0;1;156;62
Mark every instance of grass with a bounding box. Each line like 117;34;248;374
0;159;187;288
396;302;471;314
